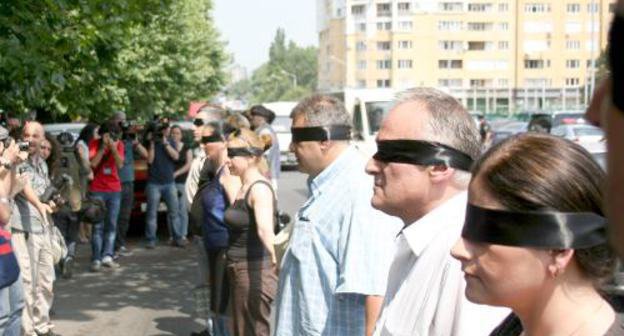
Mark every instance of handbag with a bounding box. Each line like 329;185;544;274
46;221;67;265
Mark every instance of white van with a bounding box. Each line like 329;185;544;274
262;101;298;169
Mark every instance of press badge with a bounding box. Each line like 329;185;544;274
103;167;112;175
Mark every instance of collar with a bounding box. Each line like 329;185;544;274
401;191;468;256
307;145;357;198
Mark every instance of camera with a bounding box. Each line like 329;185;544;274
143;118;169;143
40;174;73;206
57;131;75;151
18;141;29;151
119;120;137;141
98;121;122;142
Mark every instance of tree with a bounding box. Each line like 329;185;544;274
227;28;317;104
0;0;226;121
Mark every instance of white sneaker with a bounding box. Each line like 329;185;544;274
102;256;120;268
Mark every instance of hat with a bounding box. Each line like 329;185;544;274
250;105;276;124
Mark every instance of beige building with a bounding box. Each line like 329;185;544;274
317;0;616;113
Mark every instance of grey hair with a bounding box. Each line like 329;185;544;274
197;106;225;123
291;94;352;127
396;87;481;188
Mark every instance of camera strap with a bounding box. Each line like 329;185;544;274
462;204;607;249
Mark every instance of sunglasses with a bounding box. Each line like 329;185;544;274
193;119;205;126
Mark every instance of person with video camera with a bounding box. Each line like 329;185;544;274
112;112;147;257
0;125;27;336
142;117;184;249
88;121;124;272
10;121;59;336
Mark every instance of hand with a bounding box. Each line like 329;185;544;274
1;140;19;165
17;151;28;162
36;202;53;225
102;133;111;146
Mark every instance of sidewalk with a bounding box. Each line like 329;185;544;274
52;240;205;336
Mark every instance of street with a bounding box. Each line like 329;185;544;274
52;170;308;336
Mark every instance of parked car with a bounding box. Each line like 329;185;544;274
550;124;605;145
491;121;528;145
43;122;87;140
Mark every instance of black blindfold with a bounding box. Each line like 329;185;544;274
373;140;473;171
227;147;264;158
462;204;607;249
291;125;351;143
201;134;222;144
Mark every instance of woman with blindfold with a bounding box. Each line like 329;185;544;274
224;128;278;336
194;122;240;336
451;133;621;335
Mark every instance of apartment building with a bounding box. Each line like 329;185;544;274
317;0;616;113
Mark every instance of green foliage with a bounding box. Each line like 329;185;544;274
230;28;317;104
0;0;226;121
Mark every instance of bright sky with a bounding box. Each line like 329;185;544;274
212;0;318;72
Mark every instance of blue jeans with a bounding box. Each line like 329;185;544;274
90;191;121;261
145;182;181;243
0;279;24;336
175;183;188;238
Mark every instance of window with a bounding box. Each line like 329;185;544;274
470;79;493;87
357;80;366;88
566;59;580;68
439;40;463;51
376;22;392;31
439;2;463;12
356;22;367;32
377;41;391;50
566;40;581;49
438;20;463;31
467;22;493;31
352;4;366;16
468;3;493;12
356;41;367;51
499;3;509;12
498;78;509;87
376;59;392;69
566;78;580;86
438;78;463;87
357;60;366;70
566;3;581;13
524;59;546;69
565;22;582;33
524;3;551;13
524;78;551;87
398;59;413;69
468;41;494;51
587;3;599;13
377;79;391;88
524;21;553;33
438;59;463;69
377;3;391;17
587;21;599;33
398;40;413;49
498;22;509;31
467;60;508;70
398;2;411;15
524;40;550;52
398;21;413;31
498;41;509;50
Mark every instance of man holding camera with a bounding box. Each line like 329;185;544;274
88;121;124;272
10;121;58;336
0;125;26;336
143;118;184;249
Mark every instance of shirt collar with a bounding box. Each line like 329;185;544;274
307;145;357;198
401;191;468;256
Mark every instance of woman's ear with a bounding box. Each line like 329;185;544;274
547;249;575;278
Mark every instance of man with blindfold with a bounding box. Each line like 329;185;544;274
365;88;507;335
273;95;401;336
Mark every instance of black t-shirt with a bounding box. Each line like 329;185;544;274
174;144;189;184
147;140;175;184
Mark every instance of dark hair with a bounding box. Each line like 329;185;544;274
77;123;98;144
44;132;61;178
472;133;615;283
250;105;276;124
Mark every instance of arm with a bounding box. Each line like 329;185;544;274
90;145;106;169
250;182;277;265
174;149;192;178
22;181;51;224
134;141;148;160
365;296;384;336
109;141;124;168
163;141;180;161
147;142;155;164
76;144;91;172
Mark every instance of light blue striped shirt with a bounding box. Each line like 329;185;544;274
274;146;402;336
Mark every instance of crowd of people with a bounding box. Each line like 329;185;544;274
0;3;623;336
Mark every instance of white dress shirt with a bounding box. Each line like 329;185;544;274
374;192;509;336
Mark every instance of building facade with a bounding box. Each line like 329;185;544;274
317;0;616;113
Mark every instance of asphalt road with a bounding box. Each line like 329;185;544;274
53;170;308;336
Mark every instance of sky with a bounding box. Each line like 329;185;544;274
212;0;318;73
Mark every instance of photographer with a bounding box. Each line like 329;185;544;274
142;118;184;248
10;121;58;336
0;125;26;336
112;112;147;256
88;121;124;272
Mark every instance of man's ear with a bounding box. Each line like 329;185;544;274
319;140;332;153
428;165;455;184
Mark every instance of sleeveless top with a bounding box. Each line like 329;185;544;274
490;312;624;336
224;180;277;262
